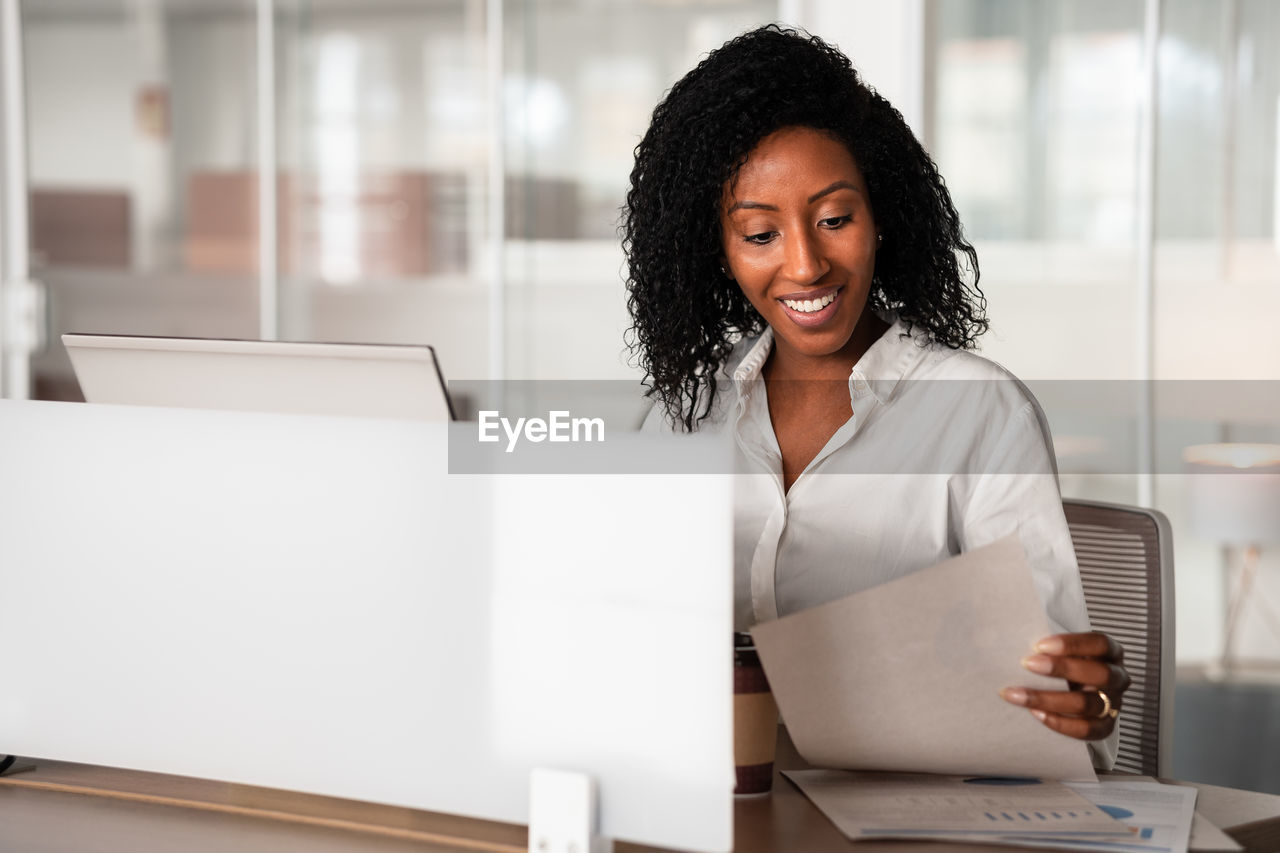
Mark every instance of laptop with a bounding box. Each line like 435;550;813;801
62;334;456;421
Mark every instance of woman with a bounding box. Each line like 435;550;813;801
623;25;1129;759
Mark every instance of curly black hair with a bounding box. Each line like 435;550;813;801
623;24;988;432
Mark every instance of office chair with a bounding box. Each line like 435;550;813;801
1063;499;1175;778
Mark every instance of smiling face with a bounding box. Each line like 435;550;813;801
720;126;881;377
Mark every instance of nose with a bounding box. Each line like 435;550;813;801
782;229;830;285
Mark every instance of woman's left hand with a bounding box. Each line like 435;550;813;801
999;632;1130;741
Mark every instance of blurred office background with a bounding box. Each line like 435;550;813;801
0;0;1277;790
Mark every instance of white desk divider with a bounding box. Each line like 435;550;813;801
0;400;734;852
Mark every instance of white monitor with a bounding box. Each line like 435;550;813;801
62;333;455;421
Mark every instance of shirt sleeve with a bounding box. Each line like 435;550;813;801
950;399;1119;770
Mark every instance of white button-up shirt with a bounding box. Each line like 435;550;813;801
648;319;1090;635
645;315;1085;635
644;318;1116;766
731;321;1090;637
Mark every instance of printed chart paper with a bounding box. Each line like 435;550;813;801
753;535;1097;780
1098;776;1241;853
784;770;1129;844
1033;780;1200;853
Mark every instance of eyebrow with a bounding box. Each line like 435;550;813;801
726;180;862;214
808;180;860;202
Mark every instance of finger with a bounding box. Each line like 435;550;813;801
1030;708;1116;741
1036;632;1124;662
1022;655;1130;693
1000;687;1112;719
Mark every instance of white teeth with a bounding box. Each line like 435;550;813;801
783;292;836;313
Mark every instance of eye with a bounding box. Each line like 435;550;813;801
743;231;776;245
819;215;852;229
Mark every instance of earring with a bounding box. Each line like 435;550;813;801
720;265;732;278
877;233;883;245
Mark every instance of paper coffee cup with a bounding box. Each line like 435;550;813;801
734;632;778;795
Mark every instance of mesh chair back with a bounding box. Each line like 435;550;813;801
1063;499;1175;777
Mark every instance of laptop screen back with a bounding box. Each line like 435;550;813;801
63;334;455;421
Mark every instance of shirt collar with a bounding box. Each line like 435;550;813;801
729;317;926;405
850;317;925;404
732;327;774;383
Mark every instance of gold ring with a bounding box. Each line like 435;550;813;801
1095;690;1119;720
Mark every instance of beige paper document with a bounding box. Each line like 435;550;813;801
752;535;1097;780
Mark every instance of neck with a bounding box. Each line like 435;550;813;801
765;313;890;383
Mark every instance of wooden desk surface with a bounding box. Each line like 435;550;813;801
3;733;1278;853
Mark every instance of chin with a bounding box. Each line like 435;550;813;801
776;327;858;359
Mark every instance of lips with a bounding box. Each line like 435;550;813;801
777;286;842;328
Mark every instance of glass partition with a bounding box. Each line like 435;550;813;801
931;0;1280;671
274;1;491;381
19;0;781;399
1150;0;1280;677
271;0;776;391
24;0;259;401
